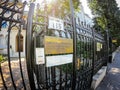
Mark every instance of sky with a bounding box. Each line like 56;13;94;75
81;0;120;19
80;0;93;18
116;0;120;7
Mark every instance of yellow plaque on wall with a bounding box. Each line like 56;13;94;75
112;39;117;43
44;36;73;54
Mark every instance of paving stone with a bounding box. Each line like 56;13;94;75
96;52;120;90
0;58;30;90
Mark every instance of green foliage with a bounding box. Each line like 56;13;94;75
77;41;93;59
37;0;80;18
33;0;80;33
59;41;93;73
0;55;5;63
60;63;73;74
88;0;120;45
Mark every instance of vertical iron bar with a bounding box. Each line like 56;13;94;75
34;33;41;90
89;37;91;67
26;3;36;90
7;28;17;90
92;29;95;76
78;35;81;89
106;30;109;64
90;37;92;67
34;5;41;89
69;0;77;89
83;36;85;69
86;36;88;68
17;2;27;89
105;29;109;75
59;65;62;89
87;37;89;67
0;63;7;89
18;32;26;90
44;1;49;89
65;64;68;89
51;67;56;89
48;67;51;88
7;2;17;89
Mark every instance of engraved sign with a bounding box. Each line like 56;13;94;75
48;17;64;31
36;48;45;64
44;36;73;54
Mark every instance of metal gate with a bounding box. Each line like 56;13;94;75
0;0;108;90
0;0;30;90
26;1;108;90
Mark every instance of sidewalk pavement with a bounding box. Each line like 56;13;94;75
96;52;120;90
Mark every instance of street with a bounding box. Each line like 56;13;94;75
96;52;120;90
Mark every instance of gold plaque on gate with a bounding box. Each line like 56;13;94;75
44;36;73;54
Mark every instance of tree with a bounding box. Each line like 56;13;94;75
88;0;120;45
29;0;80;18
44;0;80;18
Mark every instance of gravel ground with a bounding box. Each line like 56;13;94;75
0;58;30;90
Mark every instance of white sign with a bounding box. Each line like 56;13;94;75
46;54;73;67
48;16;64;31
36;48;45;64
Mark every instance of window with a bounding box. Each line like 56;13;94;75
1;21;8;28
0;34;7;49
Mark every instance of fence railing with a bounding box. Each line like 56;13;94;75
0;0;108;90
25;1;108;90
0;1;29;90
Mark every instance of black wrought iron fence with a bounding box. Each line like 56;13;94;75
93;31;107;74
75;21;94;90
26;1;108;90
0;0;108;90
0;0;30;90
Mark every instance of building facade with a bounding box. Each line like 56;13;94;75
0;1;26;57
76;4;94;28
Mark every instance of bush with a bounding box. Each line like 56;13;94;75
0;55;5;63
